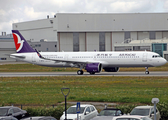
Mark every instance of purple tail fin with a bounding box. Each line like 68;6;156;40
12;30;35;53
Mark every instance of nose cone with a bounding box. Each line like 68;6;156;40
162;58;167;65
159;58;167;66
154;58;167;67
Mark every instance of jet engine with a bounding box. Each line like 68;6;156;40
85;63;102;73
103;67;120;72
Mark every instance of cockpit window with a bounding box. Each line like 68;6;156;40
152;55;161;58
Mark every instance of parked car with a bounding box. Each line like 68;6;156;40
130;106;161;120
0;116;18;120
21;116;56;120
0;106;28;119
90;108;124;120
60;104;98;120
112;115;152;120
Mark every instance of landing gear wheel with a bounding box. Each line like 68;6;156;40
145;67;149;75
145;71;149;75
77;70;83;75
89;72;95;75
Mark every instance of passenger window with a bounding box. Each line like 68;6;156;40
151;108;158;113
8;109;14;115
151;108;154;114
116;110;122;116
13;108;20;113
85;107;91;114
90;106;95;112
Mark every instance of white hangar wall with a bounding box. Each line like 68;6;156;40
12;13;168;52
13;19;57;41
56;13;168;32
0;38;16;62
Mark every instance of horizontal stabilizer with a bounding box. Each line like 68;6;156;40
10;54;25;59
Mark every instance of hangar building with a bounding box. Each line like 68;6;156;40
0;33;15;62
2;13;168;62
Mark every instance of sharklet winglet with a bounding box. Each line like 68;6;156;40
35;49;45;59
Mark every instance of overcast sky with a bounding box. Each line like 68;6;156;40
0;0;168;34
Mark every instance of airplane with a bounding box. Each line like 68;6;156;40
10;30;167;75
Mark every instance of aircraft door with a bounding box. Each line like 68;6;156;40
142;53;147;62
32;53;36;62
64;54;69;60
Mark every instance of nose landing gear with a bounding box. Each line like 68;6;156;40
145;67;149;74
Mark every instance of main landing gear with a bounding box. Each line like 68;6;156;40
145;67;149;75
77;70;84;75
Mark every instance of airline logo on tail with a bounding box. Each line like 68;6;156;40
12;32;24;52
12;30;35;53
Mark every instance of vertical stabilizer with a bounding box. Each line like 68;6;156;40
12;30;35;53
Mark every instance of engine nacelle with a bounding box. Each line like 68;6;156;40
103;67;120;72
85;63;102;73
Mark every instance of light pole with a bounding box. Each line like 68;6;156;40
151;98;159;120
61;88;70;120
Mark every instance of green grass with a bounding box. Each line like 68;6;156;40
0;76;168;106
0;63;168;72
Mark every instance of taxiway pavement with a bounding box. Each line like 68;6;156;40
0;71;168;77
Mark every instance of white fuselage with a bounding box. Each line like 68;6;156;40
10;51;167;68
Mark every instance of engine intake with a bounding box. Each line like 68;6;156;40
85;63;102;73
104;67;119;72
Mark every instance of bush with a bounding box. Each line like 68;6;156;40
157;102;168;120
26;106;64;120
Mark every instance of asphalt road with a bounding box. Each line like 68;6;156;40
0;71;168;77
